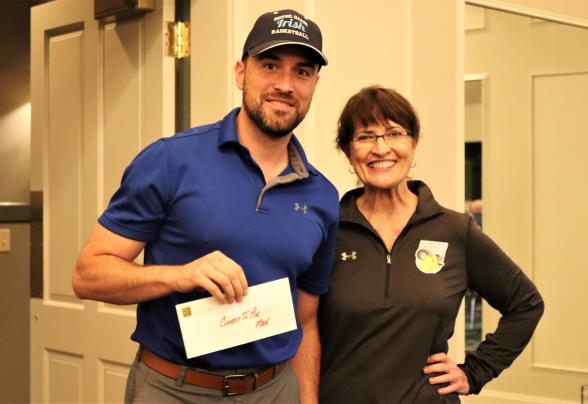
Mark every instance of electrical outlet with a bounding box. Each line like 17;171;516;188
0;229;10;252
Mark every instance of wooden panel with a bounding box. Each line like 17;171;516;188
46;350;83;403
47;30;83;303
532;72;588;373
466;4;487;31
98;360;130;403
465;79;484;142
96;306;137;362
102;19;143;206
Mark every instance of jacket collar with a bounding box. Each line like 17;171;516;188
339;180;444;225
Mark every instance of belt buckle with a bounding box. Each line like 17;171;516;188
223;372;255;396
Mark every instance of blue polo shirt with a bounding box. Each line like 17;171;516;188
99;108;339;369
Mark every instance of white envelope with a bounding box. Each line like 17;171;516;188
175;277;298;359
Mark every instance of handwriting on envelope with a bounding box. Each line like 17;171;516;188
175;277;297;359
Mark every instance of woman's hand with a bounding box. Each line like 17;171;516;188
423;352;470;395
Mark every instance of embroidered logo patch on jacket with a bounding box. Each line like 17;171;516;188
340;251;357;261
415;240;448;274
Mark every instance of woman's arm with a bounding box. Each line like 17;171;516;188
460;219;544;394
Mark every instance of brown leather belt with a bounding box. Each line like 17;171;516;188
140;348;287;396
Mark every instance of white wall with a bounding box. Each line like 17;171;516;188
465;5;588;402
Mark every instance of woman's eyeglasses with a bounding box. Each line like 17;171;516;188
352;128;411;147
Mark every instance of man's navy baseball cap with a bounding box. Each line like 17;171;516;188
242;9;328;66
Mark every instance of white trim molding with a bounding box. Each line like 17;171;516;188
465;73;489;82
473;389;577;404
465;0;588;29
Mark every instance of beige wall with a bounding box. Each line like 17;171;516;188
0;1;32;202
0;223;30;403
465;5;588;402
0;2;35;401
191;0;463;208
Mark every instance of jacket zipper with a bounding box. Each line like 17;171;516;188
384;253;392;298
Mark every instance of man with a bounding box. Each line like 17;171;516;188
73;9;338;404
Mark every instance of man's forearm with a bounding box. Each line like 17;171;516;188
73;224;249;305
72;223;175;305
73;254;178;305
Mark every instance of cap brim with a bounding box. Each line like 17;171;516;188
247;40;328;66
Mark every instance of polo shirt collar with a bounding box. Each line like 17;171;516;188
217;107;241;146
217;107;318;176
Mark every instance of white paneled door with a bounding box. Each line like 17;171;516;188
30;0;174;402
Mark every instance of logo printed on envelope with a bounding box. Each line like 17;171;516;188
175;277;297;359
181;307;192;318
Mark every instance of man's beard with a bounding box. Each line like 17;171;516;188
242;89;308;138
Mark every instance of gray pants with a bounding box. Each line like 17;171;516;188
124;352;300;404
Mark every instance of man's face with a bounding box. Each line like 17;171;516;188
235;46;320;138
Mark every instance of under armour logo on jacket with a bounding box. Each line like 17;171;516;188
341;251;357;261
294;202;308;214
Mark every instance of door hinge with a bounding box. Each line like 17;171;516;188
165;21;190;59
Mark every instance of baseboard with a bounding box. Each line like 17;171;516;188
465;389;577;404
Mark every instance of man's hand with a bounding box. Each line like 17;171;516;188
173;250;248;304
423;352;470;395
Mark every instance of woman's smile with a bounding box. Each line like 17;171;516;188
367;159;397;169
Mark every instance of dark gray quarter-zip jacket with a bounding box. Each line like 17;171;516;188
318;181;544;404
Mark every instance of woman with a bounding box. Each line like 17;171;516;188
318;86;543;403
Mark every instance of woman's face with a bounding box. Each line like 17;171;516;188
348;119;416;191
